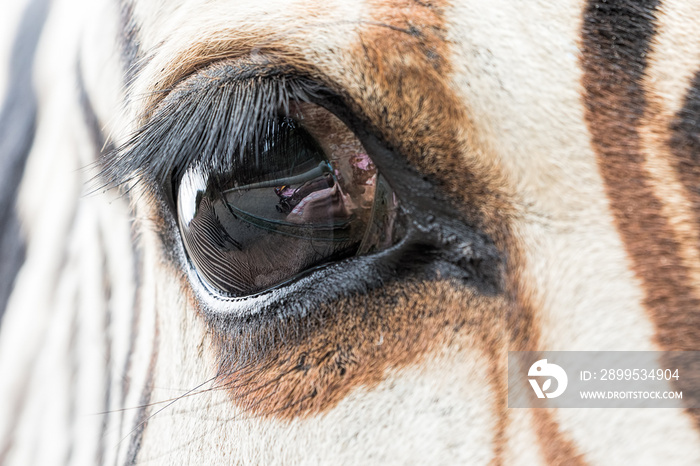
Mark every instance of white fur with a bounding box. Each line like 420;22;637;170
1;0;699;464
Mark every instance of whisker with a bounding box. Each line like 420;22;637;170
112;374;218;448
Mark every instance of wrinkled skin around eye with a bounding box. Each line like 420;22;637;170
177;103;401;297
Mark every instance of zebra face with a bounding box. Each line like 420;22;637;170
1;0;699;464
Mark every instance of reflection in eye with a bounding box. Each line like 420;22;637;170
177;103;402;296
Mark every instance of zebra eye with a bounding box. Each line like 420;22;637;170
177;103;402;297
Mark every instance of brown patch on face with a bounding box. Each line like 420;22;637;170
214;280;508;418
582;0;700;427
335;0;504;213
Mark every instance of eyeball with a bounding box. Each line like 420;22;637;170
177;103;402;297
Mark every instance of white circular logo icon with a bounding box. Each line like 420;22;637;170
528;359;568;399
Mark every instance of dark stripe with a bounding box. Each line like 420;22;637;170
125;306;158;465
96;226;113;465
119;0;142;89
668;68;700;228
0;0;51;324
667;67;700;430
112;220;142;466
113;10;143;455
64;293;80;466
74;61;117;463
581;0;700;427
77;61;110;153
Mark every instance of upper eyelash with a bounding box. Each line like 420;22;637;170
100;62;328;193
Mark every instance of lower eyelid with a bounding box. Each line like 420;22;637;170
184;235;409;319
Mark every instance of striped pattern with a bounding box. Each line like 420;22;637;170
0;0;699;464
581;0;700;431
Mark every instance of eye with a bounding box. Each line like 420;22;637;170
177;103;403;297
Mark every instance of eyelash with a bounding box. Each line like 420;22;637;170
102;65;328;194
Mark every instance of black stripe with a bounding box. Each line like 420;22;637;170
64;293;80;466
114;8;145;454
74;58;117;465
115;222;142;466
582;0;659;116
0;0;51;324
119;0;142;89
124;306;158;465
77;61;111;154
668;68;700;220
667;67;700;428
96;225;113;465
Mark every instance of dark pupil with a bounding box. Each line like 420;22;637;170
178;116;397;296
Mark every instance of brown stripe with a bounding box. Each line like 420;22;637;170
532;409;587;466
582;0;700;428
581;0;700;351
487;347;508;466
506;246;587;465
